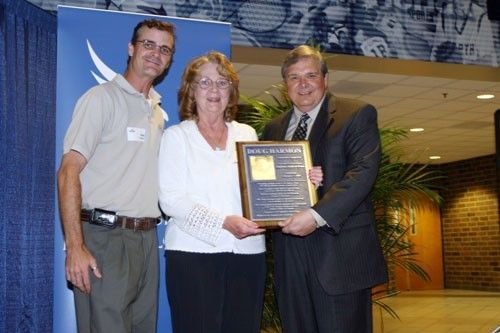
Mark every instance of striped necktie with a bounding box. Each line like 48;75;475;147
292;113;310;141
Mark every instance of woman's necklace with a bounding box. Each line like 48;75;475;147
197;122;227;151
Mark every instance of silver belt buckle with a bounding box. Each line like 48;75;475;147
91;208;117;229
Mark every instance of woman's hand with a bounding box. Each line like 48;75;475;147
308;166;323;188
223;215;265;239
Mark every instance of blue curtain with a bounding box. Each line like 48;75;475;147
0;0;56;332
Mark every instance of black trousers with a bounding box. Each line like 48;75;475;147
274;234;373;333
165;250;266;333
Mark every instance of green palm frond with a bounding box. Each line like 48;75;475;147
239;95;288;136
238;84;291;138
372;289;401;321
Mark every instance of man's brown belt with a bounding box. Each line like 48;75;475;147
81;209;159;231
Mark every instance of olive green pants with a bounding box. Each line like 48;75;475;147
74;223;159;333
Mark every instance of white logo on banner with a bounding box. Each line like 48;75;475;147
87;39;116;84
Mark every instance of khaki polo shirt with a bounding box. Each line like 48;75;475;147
63;74;164;218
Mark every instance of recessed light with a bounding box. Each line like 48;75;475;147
429;156;441;160
410;128;424;132
477;94;494;100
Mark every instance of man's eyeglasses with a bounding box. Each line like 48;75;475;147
195;77;232;90
136;40;172;56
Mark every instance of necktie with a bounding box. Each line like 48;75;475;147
292;113;310;141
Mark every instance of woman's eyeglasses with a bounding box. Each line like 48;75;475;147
195;77;232;90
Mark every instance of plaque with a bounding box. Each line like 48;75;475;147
236;141;318;228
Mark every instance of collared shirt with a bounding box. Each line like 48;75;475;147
63;74;164;218
284;95;325;140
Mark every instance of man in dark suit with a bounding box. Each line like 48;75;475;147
262;45;388;333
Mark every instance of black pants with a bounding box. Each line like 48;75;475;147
274;234;373;333
165;250;266;333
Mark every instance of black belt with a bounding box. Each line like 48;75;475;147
81;209;159;231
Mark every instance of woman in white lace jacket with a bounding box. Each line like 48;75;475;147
158;51;267;333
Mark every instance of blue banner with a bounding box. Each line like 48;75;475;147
55;6;231;332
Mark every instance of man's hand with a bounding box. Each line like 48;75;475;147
66;244;102;294
223;215;265;239
279;210;317;236
308;166;323;188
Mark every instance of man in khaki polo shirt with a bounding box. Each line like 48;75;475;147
57;19;175;333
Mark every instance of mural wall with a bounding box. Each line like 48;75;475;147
28;0;500;67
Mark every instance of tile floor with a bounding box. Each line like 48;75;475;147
374;289;500;333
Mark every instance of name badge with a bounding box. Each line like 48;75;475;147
127;127;145;142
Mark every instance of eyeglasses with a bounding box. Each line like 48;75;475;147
286;72;322;83
136;40;172;56
195;77;232;90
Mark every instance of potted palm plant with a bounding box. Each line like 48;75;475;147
238;84;443;332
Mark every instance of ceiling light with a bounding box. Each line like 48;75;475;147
410;128;424;132
477;94;495;100
429;156;441;160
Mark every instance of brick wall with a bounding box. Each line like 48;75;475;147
439;154;500;291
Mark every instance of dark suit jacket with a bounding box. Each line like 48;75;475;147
262;93;388;295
